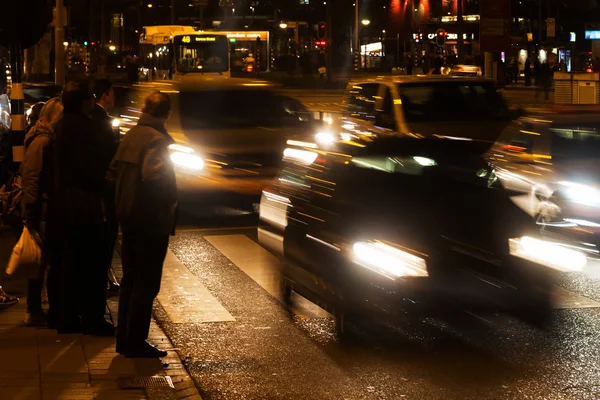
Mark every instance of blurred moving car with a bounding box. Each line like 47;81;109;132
259;130;587;334
342;76;513;142
119;76;317;200
488;113;600;259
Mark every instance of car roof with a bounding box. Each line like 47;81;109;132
348;74;492;85
522;111;600;128
134;76;281;93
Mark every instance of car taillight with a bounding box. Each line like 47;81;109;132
246;65;253;72
586;68;593;73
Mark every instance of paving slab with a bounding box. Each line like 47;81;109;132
0;233;202;400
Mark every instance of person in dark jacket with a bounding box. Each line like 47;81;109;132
53;80;115;336
20;97;63;327
107;92;176;358
91;79;120;293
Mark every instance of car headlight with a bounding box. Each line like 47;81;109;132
509;236;587;272
168;144;204;171
283;148;318;165
315;131;335;145
352;241;428;279
112;118;121;128
413;156;436;167
559;181;600;207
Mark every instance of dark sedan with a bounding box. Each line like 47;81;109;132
258;132;589;335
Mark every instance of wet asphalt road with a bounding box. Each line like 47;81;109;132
147;202;600;400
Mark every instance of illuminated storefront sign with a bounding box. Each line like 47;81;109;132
220;31;269;41
413;33;475;41
585;30;600;40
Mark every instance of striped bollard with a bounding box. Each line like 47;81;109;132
9;42;25;165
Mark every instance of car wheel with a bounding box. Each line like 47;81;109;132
334;308;361;342
280;278;293;306
516;274;553;328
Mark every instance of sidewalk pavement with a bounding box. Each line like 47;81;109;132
0;228;202;400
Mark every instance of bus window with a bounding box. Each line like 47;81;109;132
173;35;229;73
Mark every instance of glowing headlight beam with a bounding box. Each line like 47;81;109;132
509;236;587;272
283;148;318;165
112;118;121;127
170;152;205;171
559;181;600;207
169;143;195;154
352;241;428;279
315;131;335;145
286;140;317;149
413;156;437;167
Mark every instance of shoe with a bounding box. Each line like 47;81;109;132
125;341;167;358
83;320;116;337
24;311;47;327
0;286;19;308
116;341;127;355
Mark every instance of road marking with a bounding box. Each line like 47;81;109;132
157;250;235;323
553;286;600;309
205;234;330;318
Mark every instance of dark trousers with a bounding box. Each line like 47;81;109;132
117;232;169;348
46;237;65;324
59;224;109;330
27;279;43;313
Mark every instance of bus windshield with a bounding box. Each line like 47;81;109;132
174;35;229;73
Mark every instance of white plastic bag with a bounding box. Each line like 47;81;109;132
5;227;43;277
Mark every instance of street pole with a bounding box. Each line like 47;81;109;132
55;0;65;85
99;0;106;78
171;0;176;25
457;0;464;63
9;41;25;164
354;0;359;52
325;0;333;83
354;0;359;71
537;0;542;53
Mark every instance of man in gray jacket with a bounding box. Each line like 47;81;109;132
106;92;177;358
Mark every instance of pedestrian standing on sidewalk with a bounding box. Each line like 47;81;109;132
20;98;64;327
53;80;115;336
107;92;177;358
90;79;120;293
524;58;532;86
535;62;552;101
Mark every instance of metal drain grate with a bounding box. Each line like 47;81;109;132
118;375;175;389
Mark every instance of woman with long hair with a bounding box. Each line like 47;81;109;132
20;97;63;326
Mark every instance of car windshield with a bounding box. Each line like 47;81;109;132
397;82;508;122
179;90;310;129
22;85;61;103
551;128;600;160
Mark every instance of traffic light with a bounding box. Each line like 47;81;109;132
318;22;326;39
435;29;446;47
84;41;88;46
